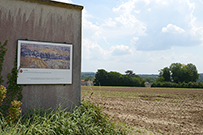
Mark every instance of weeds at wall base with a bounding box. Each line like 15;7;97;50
0;100;127;135
0;40;22;127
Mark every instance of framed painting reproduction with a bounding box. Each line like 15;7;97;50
17;40;72;84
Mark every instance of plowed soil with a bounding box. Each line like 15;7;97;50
81;86;203;135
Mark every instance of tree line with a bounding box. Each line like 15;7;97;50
93;69;145;87
151;63;201;88
81;72;95;81
82;63;203;88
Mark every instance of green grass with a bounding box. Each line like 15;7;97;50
0;100;127;135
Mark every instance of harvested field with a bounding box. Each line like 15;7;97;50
81;86;203;135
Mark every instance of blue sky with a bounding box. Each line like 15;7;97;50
53;0;203;74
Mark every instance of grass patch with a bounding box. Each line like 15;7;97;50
0;100;127;135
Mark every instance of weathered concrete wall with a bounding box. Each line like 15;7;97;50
0;0;83;111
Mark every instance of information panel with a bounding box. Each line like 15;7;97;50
17;40;72;84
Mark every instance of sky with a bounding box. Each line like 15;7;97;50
53;0;203;74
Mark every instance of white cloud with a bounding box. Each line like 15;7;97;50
131;37;139;45
82;39;109;60
102;18;116;27
187;1;203;41
159;55;168;60
113;0;150;13
186;0;195;11
155;0;169;5
104;0;202;52
199;0;203;4
114;14;141;29
82;9;93;19
82;9;103;41
113;0;136;13
102;1;147;38
147;8;151;12
162;24;185;33
144;0;150;5
110;45;132;56
102;16;146;38
48;0;203;74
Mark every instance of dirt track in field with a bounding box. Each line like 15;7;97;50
81;86;203;135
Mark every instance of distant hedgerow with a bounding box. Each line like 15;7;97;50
151;81;203;88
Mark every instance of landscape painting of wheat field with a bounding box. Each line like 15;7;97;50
20;42;71;69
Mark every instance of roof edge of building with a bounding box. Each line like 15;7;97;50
19;0;84;10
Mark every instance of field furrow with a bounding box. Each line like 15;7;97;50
82;86;203;134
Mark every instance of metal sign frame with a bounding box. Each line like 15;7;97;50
17;40;72;84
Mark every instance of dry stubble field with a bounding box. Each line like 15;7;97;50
81;86;203;135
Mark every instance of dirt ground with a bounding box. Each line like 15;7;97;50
81;86;203;135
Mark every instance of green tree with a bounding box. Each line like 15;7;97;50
158;63;199;83
84;77;92;81
108;71;122;86
132;77;140;86
170;63;184;83
120;75;132;86
93;69;109;86
94;69;145;87
186;63;199;82
125;70;135;77
144;77;156;83
182;64;191;83
159;67;171;82
170;63;199;83
156;76;165;82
